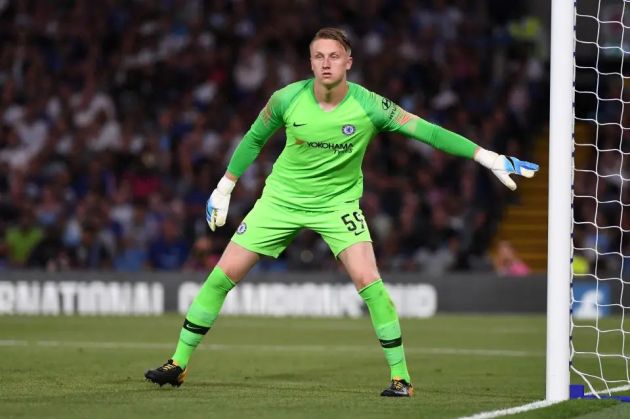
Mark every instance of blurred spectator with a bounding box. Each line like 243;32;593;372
183;236;221;272
572;251;590;276
67;222;112;270
148;216;189;270
493;240;531;276
35;185;63;227
26;224;70;271
0;0;547;272
114;234;148;272
5;208;43;267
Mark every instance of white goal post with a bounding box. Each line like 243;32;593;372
549;0;630;402
547;0;574;402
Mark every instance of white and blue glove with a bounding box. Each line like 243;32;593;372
474;148;539;191
206;176;236;231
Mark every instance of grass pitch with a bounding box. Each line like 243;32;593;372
1;314;628;418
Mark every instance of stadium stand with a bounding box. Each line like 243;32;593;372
0;0;547;273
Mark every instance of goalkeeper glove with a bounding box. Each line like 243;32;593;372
474;148;539;191
206;176;236;231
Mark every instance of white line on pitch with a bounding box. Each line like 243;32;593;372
0;339;27;346
0;339;542;357
459;381;630;418
458;400;561;419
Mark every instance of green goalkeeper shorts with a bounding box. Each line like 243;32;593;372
230;198;372;258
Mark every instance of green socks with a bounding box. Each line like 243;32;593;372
172;267;236;368
359;279;411;383
171;270;409;383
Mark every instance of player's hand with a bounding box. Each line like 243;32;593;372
206;176;236;231
474;148;539;191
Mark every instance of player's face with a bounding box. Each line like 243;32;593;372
310;39;352;88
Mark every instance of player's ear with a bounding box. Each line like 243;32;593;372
346;55;353;70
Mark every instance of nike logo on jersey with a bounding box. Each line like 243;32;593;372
293;122;307;127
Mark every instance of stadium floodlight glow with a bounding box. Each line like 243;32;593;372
550;0;630;402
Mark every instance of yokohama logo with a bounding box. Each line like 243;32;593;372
295;138;353;154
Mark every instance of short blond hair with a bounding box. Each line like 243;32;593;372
311;27;352;55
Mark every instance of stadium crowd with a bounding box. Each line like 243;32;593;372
0;0;547;273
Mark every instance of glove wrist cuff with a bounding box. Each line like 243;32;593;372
473;147;499;168
217;176;236;195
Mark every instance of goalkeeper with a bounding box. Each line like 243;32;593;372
145;27;538;397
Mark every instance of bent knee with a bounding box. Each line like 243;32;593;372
217;261;248;283
352;272;381;290
216;264;238;282
216;242;260;282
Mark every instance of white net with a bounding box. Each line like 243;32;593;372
572;0;630;398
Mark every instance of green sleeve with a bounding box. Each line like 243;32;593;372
356;85;478;159
226;80;310;177
226;92;285;177
396;118;478;159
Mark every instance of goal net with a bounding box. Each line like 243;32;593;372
571;0;630;399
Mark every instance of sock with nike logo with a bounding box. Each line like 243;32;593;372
359;279;411;383
172;267;236;368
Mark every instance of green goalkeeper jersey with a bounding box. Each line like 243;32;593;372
227;79;478;210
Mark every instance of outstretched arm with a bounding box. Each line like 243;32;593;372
394;113;477;159
394;114;539;191
368;94;539;190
